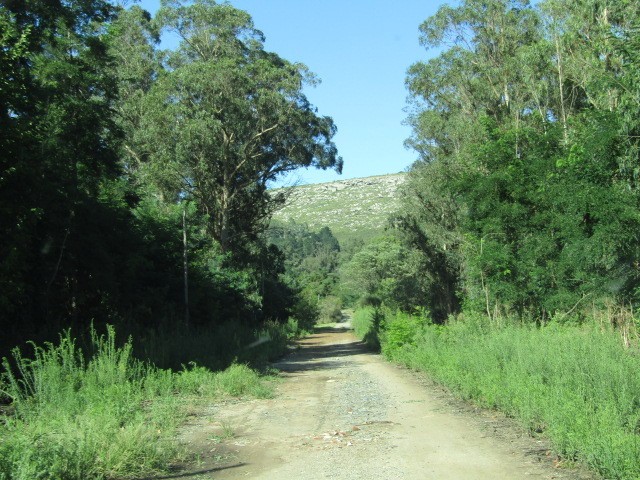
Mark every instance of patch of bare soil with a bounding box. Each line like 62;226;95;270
170;325;598;480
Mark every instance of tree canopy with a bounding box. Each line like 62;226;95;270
401;0;640;321
126;0;342;256
0;0;341;353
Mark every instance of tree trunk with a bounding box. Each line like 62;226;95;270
182;207;190;329
554;36;569;143
220;184;232;253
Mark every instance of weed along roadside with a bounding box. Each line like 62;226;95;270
0;314;626;479
352;307;639;480
0;325;290;480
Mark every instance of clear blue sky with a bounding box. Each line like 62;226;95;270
138;0;447;185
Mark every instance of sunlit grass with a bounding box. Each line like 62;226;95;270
0;326;276;480
354;308;640;480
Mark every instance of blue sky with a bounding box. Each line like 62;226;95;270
138;0;447;185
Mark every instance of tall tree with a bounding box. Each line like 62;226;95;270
134;0;342;257
0;0;123;340
404;0;640;318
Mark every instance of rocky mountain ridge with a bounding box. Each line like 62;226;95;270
271;173;406;243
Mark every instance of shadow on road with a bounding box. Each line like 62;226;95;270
272;330;374;373
142;463;246;479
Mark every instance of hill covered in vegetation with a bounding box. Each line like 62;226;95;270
271;173;406;243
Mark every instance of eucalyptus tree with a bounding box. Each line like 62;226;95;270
404;0;640;317
137;0;342;257
107;5;160;173
540;0;640;182
404;0;544;315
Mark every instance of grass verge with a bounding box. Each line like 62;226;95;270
352;308;640;480
0;325;277;480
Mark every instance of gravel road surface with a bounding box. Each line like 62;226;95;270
176;325;596;480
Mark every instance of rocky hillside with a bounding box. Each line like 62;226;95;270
271;173;406;243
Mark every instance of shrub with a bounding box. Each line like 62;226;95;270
351;307;384;351
132;319;293;371
0;326;274;480
319;295;343;323
290;294;320;332
0;327;178;479
176;363;273;399
380;310;430;359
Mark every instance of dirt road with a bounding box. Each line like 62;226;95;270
177;325;595;479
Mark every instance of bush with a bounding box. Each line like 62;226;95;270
357;294;382;308
0;327;178;479
176;363;273;399
380;310;430;359
290;294;320;332
351;307;384;351
319;295;343;323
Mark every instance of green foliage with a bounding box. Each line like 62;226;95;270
0;327;176;479
268;220;341;299
1;0;340;355
394;159;462;321
175;363;273;399
289;295;320;332
0;0;125;348
131;319;294;372
266;220;343;329
379;310;430;358
403;0;640;318
0;326;274;480
352;307;431;355
382;315;640;480
318;296;343;323
132;0;341;256
350;307;384;351
339;235;428;311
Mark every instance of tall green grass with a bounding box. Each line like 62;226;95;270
0;326;275;480
354;308;640;480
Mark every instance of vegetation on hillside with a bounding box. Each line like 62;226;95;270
266;220;343;326
271;174;405;244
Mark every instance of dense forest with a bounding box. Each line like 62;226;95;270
397;0;640;323
0;0;342;358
